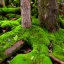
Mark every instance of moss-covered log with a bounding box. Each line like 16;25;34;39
0;7;20;14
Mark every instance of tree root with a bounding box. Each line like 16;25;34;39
49;54;64;64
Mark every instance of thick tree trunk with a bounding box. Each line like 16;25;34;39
47;0;59;32
21;0;32;28
38;0;48;27
38;0;59;32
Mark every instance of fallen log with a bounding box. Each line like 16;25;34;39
49;54;64;64
5;40;24;57
0;40;24;64
0;7;20;14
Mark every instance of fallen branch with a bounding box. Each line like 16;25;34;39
5;40;24;57
49;54;64;64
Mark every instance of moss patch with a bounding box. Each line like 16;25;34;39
0;17;64;64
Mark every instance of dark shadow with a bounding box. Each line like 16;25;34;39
0;27;11;35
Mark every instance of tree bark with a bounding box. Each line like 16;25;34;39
38;0;48;27
47;0;59;32
21;0;32;28
0;0;5;7
38;0;59;32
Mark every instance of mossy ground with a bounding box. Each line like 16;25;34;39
0;15;64;64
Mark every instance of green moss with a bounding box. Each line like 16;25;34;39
32;16;40;26
59;15;64;28
0;16;8;20
6;14;20;19
0;17;64;64
0;17;21;29
0;25;52;64
0;7;20;13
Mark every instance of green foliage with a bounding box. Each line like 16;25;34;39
52;28;64;61
31;0;38;17
0;7;20;13
59;15;64;28
6;14;20;19
32;17;40;26
0;17;21;28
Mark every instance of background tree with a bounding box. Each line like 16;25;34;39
38;0;59;32
0;0;5;7
21;0;32;28
5;0;9;6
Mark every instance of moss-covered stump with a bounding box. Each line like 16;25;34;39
0;17;64;64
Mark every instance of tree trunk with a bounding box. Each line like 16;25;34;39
21;0;32;28
0;0;5;7
47;0;59;32
38;0;59;32
38;0;48;27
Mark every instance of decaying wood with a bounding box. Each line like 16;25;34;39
49;54;64;64
5;40;24;56
21;0;32;28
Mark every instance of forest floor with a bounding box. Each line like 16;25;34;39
0;7;64;64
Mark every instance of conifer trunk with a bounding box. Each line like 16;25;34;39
38;0;59;32
21;0;32;28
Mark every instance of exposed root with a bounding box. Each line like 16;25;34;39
49;54;64;64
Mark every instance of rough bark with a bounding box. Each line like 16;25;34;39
38;0;59;32
47;0;59;32
38;0;48;27
21;0;32;28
